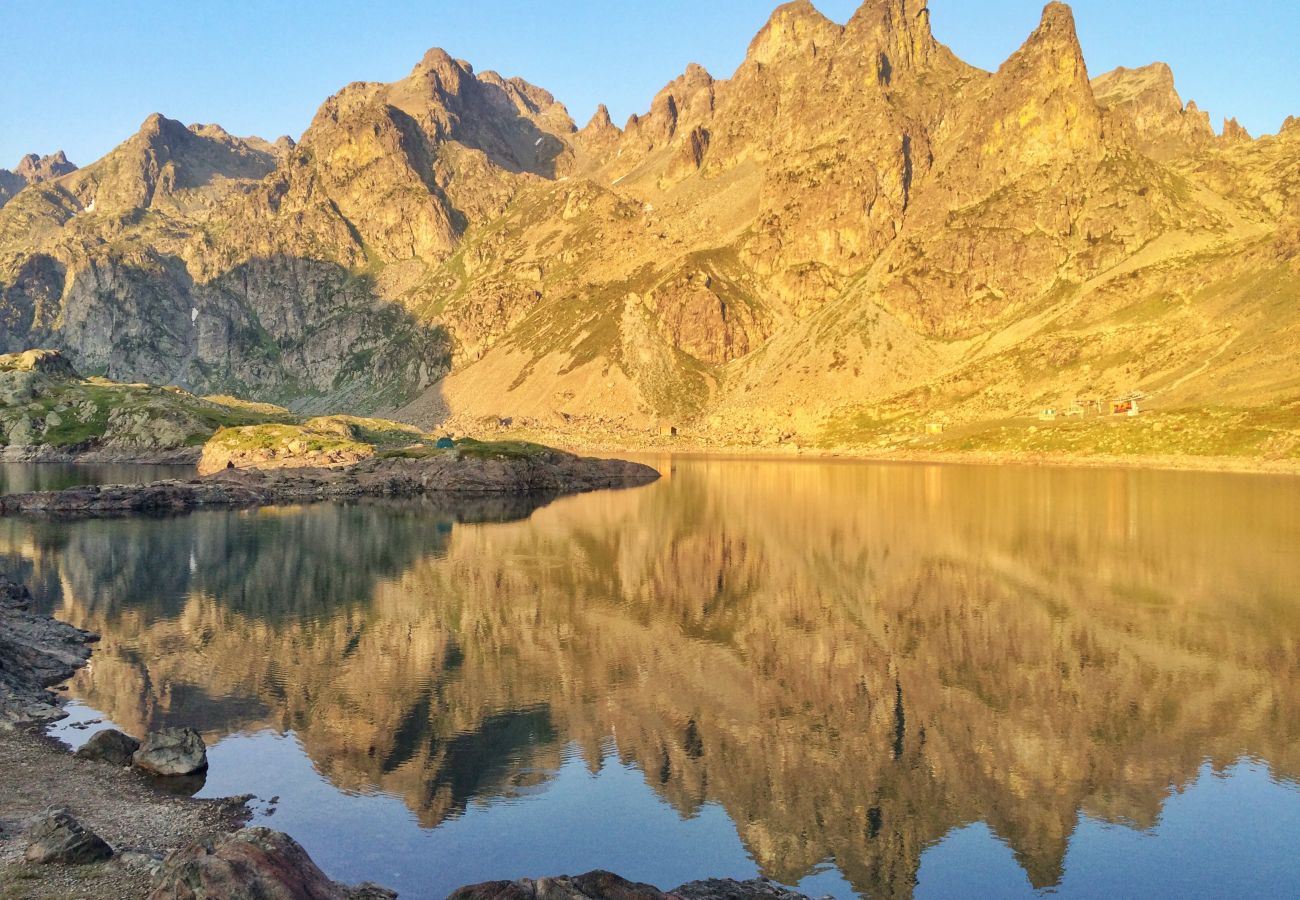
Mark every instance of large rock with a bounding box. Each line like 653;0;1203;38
675;879;815;900
447;872;813;900
449;872;665;900
75;728;141;767
24;808;113;864
148;827;394;900
133;727;208;776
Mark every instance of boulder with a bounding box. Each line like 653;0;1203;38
675;879;815;900
24;808;113;864
75;728;141;767
133;727;208;776
447;873;817;900
449;872;669;900
148;827;395;900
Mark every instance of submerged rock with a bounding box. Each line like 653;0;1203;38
675;879;818;900
133;728;208;776
75;728;141;767
449;871;664;900
448;872;815;900
148;827;395;899
24;808;113;864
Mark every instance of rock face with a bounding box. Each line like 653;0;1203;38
75;728;142;767
0;1;1296;439
0;576;97;723
133;728;209;776
24;808;114;864
148;827;395;900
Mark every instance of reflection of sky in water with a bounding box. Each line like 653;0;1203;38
19;458;1300;898
918;762;1300;898
53;700;1300;899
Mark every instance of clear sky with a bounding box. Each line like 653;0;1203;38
2;0;1297;169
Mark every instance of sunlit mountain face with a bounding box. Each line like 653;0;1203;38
6;457;1299;897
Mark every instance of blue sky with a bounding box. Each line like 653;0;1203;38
2;1;1297;168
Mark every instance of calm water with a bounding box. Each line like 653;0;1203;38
0;462;195;495
2;458;1298;898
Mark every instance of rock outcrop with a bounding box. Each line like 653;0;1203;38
148;827;394;900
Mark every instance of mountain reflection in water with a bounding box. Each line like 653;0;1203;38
3;458;1298;898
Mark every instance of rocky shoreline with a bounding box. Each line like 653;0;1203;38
0;579;98;725
0;450;660;518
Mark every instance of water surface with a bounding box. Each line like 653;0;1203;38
0;461;194;495
3;458;1298;898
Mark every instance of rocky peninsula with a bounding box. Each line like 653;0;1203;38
0;445;658;518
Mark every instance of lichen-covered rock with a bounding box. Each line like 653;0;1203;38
24;808;113;864
75;728;142;767
133;727;208;776
148;827;395;900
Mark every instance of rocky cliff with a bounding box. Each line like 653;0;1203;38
0;1;1296;442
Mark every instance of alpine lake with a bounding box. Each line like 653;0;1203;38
2;457;1297;898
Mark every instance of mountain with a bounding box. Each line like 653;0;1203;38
0;151;77;208
0;1;1296;454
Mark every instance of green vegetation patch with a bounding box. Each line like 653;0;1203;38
381;438;555;461
206;423;374;456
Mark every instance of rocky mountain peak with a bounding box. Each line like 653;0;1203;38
14;151;77;182
844;0;940;77
412;47;470;86
1092;61;1213;159
137;111;190;144
1222;116;1252;142
0;151;78;208
586;104;616;132
1017;2;1087;69
746;0;843;65
576;104;621;160
937;0;1101;195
